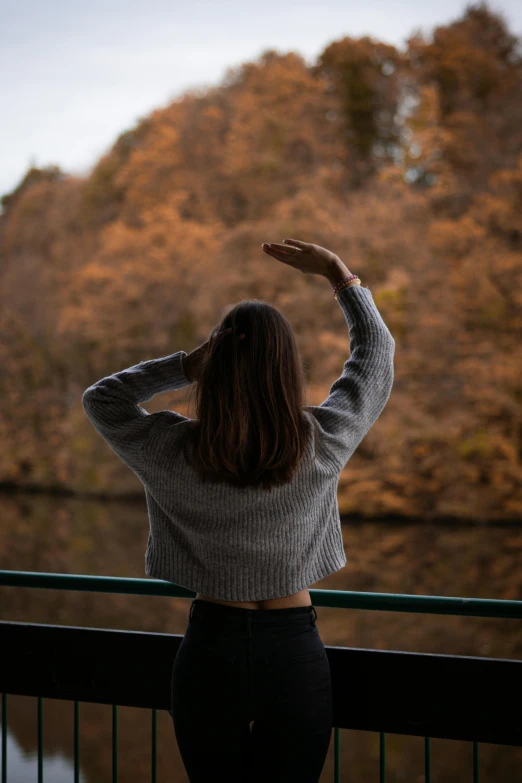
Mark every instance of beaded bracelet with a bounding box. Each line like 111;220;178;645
333;274;362;300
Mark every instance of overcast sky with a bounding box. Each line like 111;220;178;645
1;0;521;199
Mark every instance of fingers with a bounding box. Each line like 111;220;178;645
262;247;299;270
262;244;296;261
283;238;307;249
213;327;233;342
267;242;301;254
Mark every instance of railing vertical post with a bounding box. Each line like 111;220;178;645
151;708;157;783
473;741;479;783
74;701;80;783
112;704;118;783
1;693;7;783
37;696;43;783
333;726;340;782
425;737;431;782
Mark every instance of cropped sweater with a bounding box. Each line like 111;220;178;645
82;284;395;601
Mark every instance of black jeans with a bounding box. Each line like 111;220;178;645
170;599;333;783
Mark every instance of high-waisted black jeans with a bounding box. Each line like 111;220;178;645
170;598;333;783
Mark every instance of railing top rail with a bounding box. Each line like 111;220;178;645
1;570;521;619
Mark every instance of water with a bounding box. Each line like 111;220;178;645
1;727;87;783
1;490;521;782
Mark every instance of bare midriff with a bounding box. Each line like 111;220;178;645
195;587;312;610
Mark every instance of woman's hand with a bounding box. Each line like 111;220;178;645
183;328;233;383
261;238;341;277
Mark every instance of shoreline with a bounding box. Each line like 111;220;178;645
0;483;520;526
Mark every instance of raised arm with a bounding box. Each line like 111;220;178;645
262;240;395;472
309;261;395;471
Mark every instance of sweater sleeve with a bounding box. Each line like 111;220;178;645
306;285;395;472
82;350;193;481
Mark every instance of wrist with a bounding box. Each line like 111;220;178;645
182;354;194;383
325;260;353;288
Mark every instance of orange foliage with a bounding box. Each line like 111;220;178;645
1;3;521;520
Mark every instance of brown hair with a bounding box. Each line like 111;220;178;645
182;299;316;491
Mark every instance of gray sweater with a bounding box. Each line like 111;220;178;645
82;284;395;601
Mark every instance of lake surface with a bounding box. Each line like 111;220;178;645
1;490;521;782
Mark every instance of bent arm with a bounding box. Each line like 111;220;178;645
82;350;192;478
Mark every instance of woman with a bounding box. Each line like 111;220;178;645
82;238;395;782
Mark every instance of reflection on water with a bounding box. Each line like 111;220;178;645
0;726;87;783
0;490;521;782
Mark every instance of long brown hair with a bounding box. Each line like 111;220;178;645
182;299;316;491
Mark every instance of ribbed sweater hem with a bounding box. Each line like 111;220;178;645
144;547;347;602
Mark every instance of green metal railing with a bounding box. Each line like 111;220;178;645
1;569;522;783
